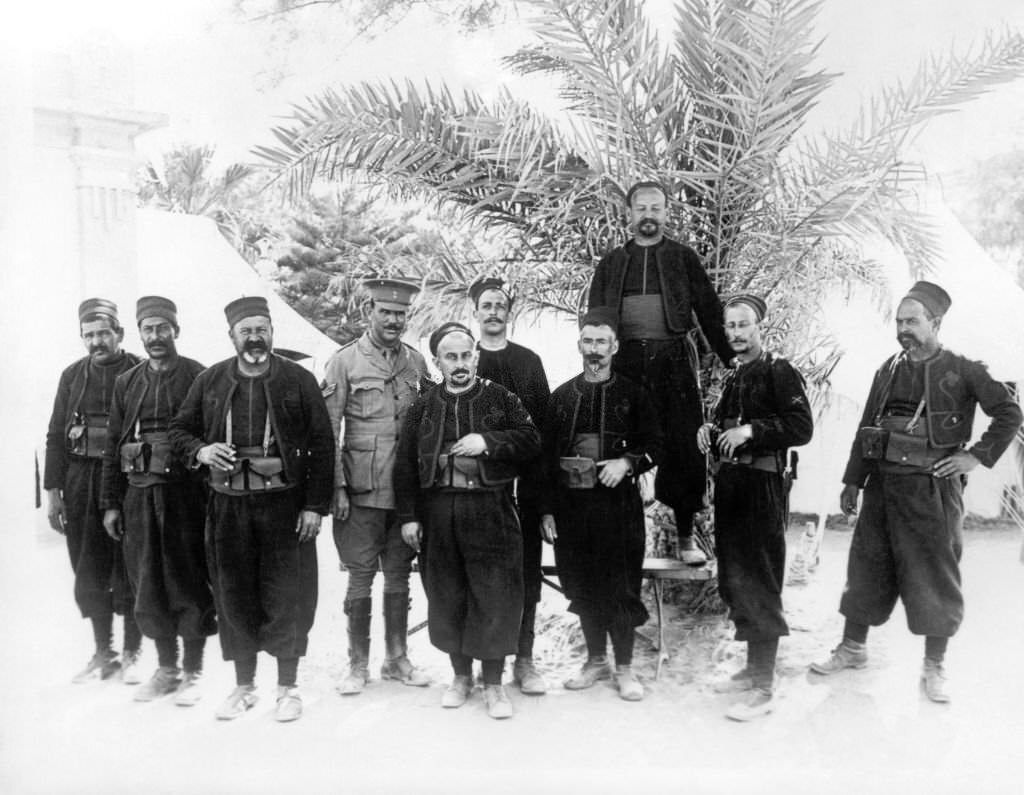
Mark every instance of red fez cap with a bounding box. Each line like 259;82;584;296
468;277;513;307
429;322;474;356
78;298;119;323
362;278;420;311
579;307;619;334
136;295;178;326
903;280;951;318
724;293;767;321
224;296;271;328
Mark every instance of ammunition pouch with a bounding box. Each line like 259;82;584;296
859;419;953;469
436;453;483;489
210;446;290;494
858;426;887;460
68;416;108;458
558;456;598;489
120;433;174;476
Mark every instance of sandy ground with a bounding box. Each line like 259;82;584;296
1;509;1022;795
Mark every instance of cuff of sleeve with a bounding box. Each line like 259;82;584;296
186;442;205;469
965;446;991;468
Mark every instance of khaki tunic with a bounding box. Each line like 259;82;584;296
323;333;430;510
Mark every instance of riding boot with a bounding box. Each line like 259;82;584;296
380;591;429;687
338;597;371;695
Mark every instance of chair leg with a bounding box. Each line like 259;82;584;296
654;578;667;681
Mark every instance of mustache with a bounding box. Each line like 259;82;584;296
451;368;470;377
484;316;502;323
89;344;110;354
383;324;403;331
584;354;604;362
243;340;268;351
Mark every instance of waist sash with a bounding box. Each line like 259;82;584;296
620;295;672;341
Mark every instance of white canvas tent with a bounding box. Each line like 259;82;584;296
135;209;340;374
789;197;1024;519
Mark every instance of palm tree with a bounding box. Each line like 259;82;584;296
138;144;262;258
256;0;1024;393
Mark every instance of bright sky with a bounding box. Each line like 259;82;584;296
7;0;1024;172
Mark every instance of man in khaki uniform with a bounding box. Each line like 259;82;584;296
323;278;433;694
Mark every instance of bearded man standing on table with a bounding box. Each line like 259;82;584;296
588;181;734;565
169;296;334;722
469;276;550;695
101;296;215;706
44;298;144;684
394;323;541;720
810;281;1021;703
537;307;663;702
697;295;812;721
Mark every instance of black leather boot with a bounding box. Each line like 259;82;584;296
380;591;429;687
338;597;371;695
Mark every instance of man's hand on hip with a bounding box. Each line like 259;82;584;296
931;450;980;479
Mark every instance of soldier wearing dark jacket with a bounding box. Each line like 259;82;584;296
169;296;334;722
470;277;551;695
697;295;813;721
395;323;541;720
588;181;733;565
100;296;215;706
811;281;1022;704
538;307;662;702
44;298;143;684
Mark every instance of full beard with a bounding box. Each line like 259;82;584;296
241;342;270;364
636;218;660;238
242;350;269;364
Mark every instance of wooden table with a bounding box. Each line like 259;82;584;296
541;557;717;680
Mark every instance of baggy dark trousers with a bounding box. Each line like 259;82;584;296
206;491;318;660
614;338;705;517
714;464;789;641
840;472;965;637
419;489;523;661
553;485;648;631
123;479;216;641
64;457;132;618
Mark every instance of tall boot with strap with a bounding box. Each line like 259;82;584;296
380;591;429;687
338;597;371;695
